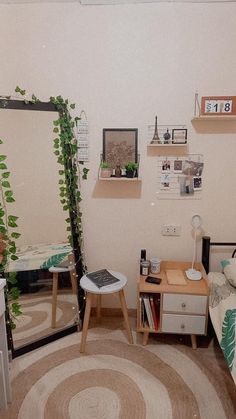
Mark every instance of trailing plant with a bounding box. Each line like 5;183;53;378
49;95;89;318
0;138;21;331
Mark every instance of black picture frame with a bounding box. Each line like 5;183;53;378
172;128;187;144
102;128;138;169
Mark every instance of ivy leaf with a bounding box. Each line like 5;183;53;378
0;139;3;144
2;172;10;178
6;197;15;203
10;254;18;261
8;221;17;228
70;103;75;109
53;127;59;133
0;163;7;170
2;180;10;188
11;232;21;239
5;190;13;197
8;215;18;222
0;155;7;161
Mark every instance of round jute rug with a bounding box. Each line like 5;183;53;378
2;324;236;419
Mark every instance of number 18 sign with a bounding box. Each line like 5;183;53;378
201;96;236;115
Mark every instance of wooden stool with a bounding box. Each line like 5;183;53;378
49;263;77;328
79;270;133;353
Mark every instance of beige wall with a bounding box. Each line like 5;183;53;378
0;2;236;307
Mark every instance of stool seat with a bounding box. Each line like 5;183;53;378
80;270;127;294
49;262;77;328
79;270;133;353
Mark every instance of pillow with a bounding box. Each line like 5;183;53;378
221;258;236;287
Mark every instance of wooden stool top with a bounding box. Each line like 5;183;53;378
80;270;127;294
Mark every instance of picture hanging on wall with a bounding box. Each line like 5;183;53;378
102;128;138;169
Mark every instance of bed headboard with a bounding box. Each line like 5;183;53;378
202;236;236;274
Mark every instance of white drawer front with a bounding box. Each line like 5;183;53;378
162;314;206;334
163;293;207;314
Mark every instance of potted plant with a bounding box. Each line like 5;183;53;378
100;161;112;178
125;161;138;178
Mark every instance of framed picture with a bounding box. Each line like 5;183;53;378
200;96;236;115
102;128;138;169
172;129;187;144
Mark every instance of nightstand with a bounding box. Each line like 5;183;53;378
137;261;209;348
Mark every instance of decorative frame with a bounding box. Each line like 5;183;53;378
102;128;138;169
172;128;187;144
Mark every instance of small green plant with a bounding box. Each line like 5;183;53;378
100;161;110;169
125;161;138;171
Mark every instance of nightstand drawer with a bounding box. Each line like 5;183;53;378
163;293;207;314
162;314;206;334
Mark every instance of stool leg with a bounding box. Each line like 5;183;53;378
80;292;93;353
51;273;59;328
118;289;133;344
69;269;78;295
97;295;102;320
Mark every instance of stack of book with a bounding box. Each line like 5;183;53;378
139;293;160;330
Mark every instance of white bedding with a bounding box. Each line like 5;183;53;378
208;272;236;384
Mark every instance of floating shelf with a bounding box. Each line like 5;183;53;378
98;177;141;181
147;143;187;147
192;116;236;122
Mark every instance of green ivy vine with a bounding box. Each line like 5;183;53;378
49;95;89;319
0;139;21;330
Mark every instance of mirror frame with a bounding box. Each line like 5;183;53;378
0;98;85;357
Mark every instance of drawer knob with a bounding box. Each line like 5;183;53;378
181;323;185;330
181;302;186;309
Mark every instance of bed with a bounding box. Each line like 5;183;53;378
202;236;236;384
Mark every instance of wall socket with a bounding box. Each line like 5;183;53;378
161;224;181;236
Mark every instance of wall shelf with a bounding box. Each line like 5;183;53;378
192;116;236;122
147;143;187;147
98;176;141;181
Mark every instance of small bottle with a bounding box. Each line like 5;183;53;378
141;260;150;276
115;164;122;177
140;249;146;274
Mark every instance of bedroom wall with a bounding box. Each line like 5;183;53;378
0;2;236;307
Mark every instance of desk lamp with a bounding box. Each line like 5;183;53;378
186;214;202;281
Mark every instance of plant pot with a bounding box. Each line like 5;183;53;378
126;169;136;178
100;168;112;178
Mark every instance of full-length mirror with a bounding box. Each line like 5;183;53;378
0;103;79;355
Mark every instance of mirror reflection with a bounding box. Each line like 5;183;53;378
0;108;79;350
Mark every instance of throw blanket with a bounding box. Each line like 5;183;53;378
208;272;236;384
7;243;72;272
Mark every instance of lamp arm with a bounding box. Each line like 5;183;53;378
191;228;197;270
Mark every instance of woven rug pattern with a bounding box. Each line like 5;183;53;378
2;322;236;419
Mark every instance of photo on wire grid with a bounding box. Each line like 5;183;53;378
162;159;171;172
179;175;194;195
161;173;170;189
173;159;183;173
193;176;202;190
182;160;204;176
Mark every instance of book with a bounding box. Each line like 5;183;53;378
149;295;159;331
143;294;155;330
86;269;120;288
166;269;187;285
